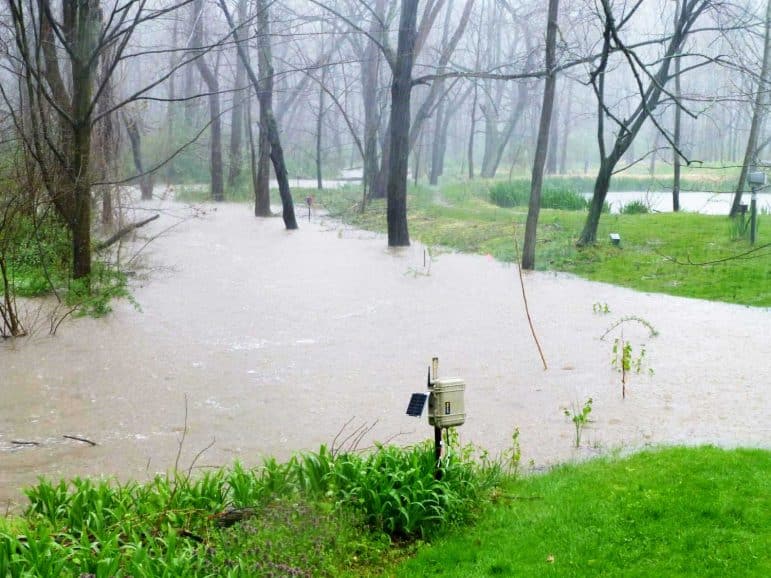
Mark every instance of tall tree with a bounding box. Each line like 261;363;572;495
192;0;224;202
730;0;770;217
227;0;248;190
386;0;420;246
672;0;683;212
217;0;297;227
577;0;710;246
521;0;560;270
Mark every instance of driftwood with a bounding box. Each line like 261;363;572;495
63;434;98;446
96;214;159;250
11;440;39;446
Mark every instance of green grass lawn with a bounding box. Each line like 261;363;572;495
314;181;770;307
391;446;771;577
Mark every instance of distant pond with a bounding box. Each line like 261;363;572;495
594;190;770;215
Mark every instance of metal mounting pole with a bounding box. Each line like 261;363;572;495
434;426;443;480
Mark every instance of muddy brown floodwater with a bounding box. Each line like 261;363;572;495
1;200;770;508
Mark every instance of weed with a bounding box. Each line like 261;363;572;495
592;302;611;314
564;398;593;448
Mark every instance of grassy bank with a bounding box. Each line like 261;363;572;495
393;446;771;577
2;446;768;577
314;181;770;307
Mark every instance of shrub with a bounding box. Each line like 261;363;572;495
620;200;650;214
489;181;588;211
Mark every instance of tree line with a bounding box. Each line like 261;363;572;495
0;0;768;290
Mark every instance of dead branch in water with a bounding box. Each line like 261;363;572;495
11;440;39;446
96;214;160;250
63;434;98;446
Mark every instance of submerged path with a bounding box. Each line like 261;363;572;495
2;200;769;506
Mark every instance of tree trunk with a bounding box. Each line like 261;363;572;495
546;80;559;174
479;105;499;178
316;69;325;190
522;0;560;270
558;83;572;174
256;0;297;228
372;125;390;199
386;0;419;247
672;0;682;212
468;83;478;179
96;41;117;225
429;101;446;185
482;79;531;178
246;92;264;215
193;0;224;202
227;0;248;190
730;0;770;217
69;0;100;280
166;13;178;184
125;115;154;200
362;0;386;198
578;158;613;246
255;104;272;215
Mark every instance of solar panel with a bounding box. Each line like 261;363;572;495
406;393;428;417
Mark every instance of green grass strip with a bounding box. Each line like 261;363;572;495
392;446;771;577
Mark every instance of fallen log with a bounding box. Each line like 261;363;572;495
96;214;159;250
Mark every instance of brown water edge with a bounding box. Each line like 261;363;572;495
1;200;769;508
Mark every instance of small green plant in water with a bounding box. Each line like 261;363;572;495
564;398;593;448
593;302;610;314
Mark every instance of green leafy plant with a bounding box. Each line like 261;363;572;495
564;398;593;448
593;302;610;314
603;315;656;399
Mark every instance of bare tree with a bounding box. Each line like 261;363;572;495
730;0;770;217
577;0;711;246
522;0;560;270
192;0;224;202
385;0;420;246
124;112;154;200
227;0;248;190
217;0;298;228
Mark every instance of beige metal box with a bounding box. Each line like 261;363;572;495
428;378;466;428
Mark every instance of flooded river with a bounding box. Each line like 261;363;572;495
1;200;769;507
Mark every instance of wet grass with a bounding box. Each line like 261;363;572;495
315;181;770;307
391;446;771;577
0;441;500;577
